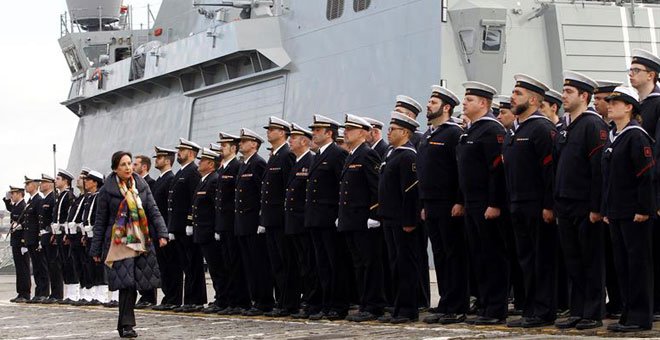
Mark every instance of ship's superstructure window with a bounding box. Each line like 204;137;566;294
482;28;502;52
327;0;345;20
353;0;370;12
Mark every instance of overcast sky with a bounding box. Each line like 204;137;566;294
0;1;161;200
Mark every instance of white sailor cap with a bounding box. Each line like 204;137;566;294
40;174;55;183
594;80;623;94
217;132;240;144
343;113;371;130
513;74;549;96
395;95;423;116
176;138;201;152
496;95;512;110
309;114;341;129
491;96;501;113
562;70;598;93
336;128;345;142
209;143;221;152
390;111;421;131
363;117;385;129
606;86;641;112
153;146;177;158
57;169;75;181
197;147;220;161
8;185;24;193
462;81;497;100
80;167;91;176
85;170;104;185
544;89;563;107
239;128;265;143
290;123;313;139
631;48;660;72
24;176;41;184
430;85;460;107
263;116;291;133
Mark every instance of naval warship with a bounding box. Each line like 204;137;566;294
59;0;660;175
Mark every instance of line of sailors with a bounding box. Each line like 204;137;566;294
5;47;660;332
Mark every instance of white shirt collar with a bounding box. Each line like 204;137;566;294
201;172;211;182
158;169;172;178
350;142;365;155
243;152;255;164
180;161;193;171
271;143;286;156
318;141;333;155
371;139;382;149
221;155;237;168
296;150;311;163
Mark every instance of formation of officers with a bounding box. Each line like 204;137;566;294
5;47;660;332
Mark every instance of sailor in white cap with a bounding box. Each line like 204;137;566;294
236;127;274;316
306;114;351;321
419;85;468;325
541;89;565;128
78;169;106;307
337;114;386;323
601;86;654;332
37;172;63;304
505;74;558;328
284;122;319;319
376;111;420;324
593;81;623;123
59;169;86;305
22;175;50;303
261;116;296;317
169;137;207;313
457;80;509;325
394;95;424;148
149;145;182;311
363;117;388;159
496;95;516;131
4;184;30;303
554;70;609;330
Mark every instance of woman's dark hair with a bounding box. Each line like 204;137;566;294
111;151;133;170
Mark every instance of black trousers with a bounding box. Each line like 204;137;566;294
510;206;557;321
557;216;605;320
501;207;525;311
219;231;250;308
118;288;137;330
652;218;660;314
62;240;80;284
344;228;386;315
464;209;509;320
156;241;182;305
237;234;274;310
41;234;63;299
266;227;287;309
605;226;623;314
174;233;207;305
383;222;420;319
609;218;654;329
12;245;31;299
289;232;321;312
309;227;352;314
200;240;227;307
424;202;469;314
416;220;430;308
556;225;570;312
28;244;50;297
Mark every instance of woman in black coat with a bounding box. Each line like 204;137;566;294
91;151;168;338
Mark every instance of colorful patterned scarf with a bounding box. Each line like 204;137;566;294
105;176;151;267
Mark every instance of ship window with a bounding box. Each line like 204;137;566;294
482;28;502;52
327;0;345;20
353;0;370;12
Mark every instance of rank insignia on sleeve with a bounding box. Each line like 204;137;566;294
496;134;504;144
644;146;652;158
412;163;416;172
600;130;607;140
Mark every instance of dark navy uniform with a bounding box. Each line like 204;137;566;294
602;121;655;329
4;197;30;300
64;194;85;291
53;189;75;286
39;191;63;301
22;192;50;299
144;174;156;192
502;112;557;322
167;163;206;307
235;153;274;312
555;110;608;321
378;141;420;321
215;157;250;311
285;151;321;316
456;113;509;321
80;192;105;291
260;144;295;313
372;139;389;160
305;142;350;317
338;142;385;316
192;171;225;310
417;120;469;315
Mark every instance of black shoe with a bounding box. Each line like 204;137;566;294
10;296;29;303
103;300;119;308
390;316;418;324
508;308;523;316
507;317;526;328
607;322;649;332
173;304;199;313
324;310;347;321
522;316;554;328
152;304;176;311
555;316;582;329
377;315;392;323
264;308;291;317
242;307;265;316
72;299;91;306
118;327;138;338
59;298;73;305
135;301;152;309
88;299;102;306
472;316;506;325
575;319;602;330
26;296;48;304
423;313;443;324
384;306;394;314
464;316;478;325
346;311;379;322
43;297;61;304
203;304;223;314
290;310;312;319
439;313;466;325
308;311;326;321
